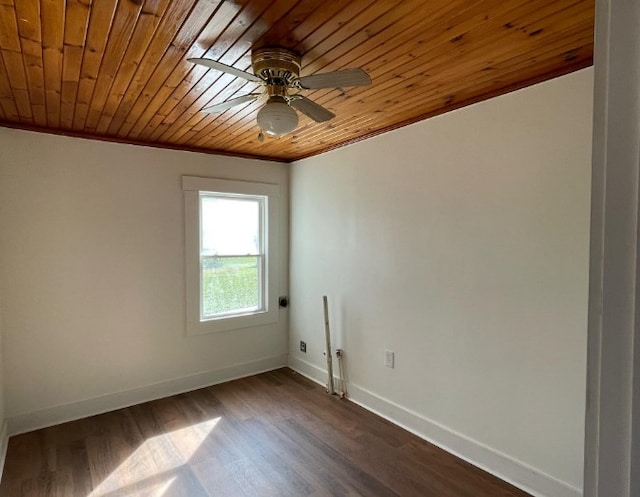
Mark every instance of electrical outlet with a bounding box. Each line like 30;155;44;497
384;350;394;368
300;340;307;353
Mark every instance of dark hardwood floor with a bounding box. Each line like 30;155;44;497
0;368;531;496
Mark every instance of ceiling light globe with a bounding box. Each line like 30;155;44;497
257;97;298;136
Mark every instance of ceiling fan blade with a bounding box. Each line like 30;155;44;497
290;96;335;122
188;58;262;83
202;94;261;114
298;68;371;89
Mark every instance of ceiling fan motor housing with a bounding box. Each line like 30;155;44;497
252;47;301;87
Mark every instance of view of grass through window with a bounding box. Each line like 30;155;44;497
202;256;260;316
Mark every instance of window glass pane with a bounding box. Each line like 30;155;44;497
201;196;260;256
202;256;261;318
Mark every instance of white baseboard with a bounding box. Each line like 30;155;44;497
0;419;8;482
288;356;581;497
8;354;288;436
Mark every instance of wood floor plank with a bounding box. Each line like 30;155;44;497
0;368;533;497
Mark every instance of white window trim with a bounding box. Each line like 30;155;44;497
183;176;280;335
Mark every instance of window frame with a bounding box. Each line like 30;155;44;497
183;176;280;335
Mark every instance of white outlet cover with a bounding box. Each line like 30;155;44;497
384;350;394;368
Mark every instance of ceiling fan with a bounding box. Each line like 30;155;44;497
188;47;372;138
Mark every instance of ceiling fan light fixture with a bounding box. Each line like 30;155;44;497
257;96;298;136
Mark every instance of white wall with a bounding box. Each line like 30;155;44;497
289;68;592;496
0;129;289;432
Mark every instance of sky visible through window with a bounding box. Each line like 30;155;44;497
201;196;260;256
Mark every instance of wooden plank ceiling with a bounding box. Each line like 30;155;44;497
0;0;594;162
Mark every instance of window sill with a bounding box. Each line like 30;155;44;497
186;308;278;335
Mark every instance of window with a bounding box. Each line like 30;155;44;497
183;176;280;334
200;193;264;319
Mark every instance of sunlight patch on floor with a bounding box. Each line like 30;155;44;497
87;417;221;497
123;476;176;497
